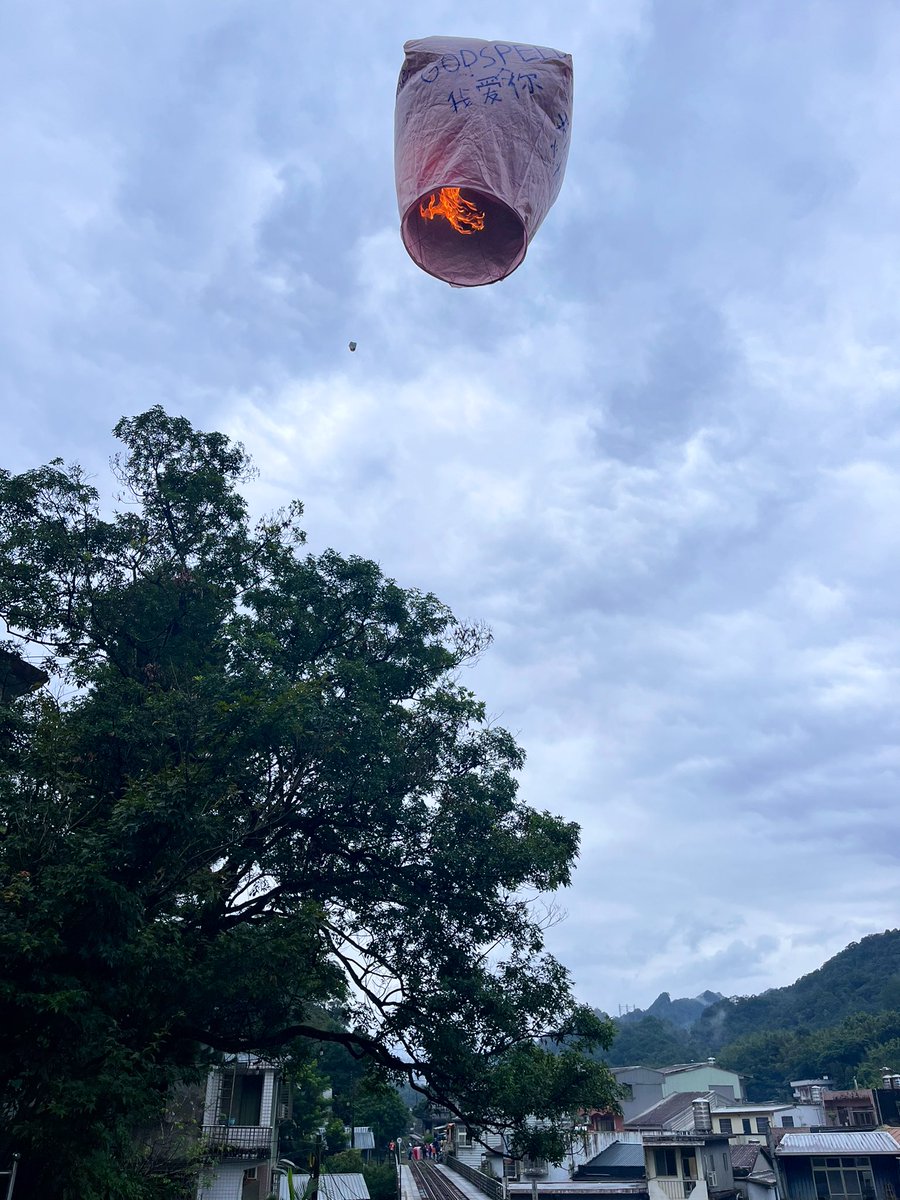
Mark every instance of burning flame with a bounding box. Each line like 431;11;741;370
419;187;485;234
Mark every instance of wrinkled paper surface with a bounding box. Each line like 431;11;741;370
395;37;573;285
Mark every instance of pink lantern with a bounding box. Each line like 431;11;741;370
394;37;574;286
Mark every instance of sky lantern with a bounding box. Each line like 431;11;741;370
394;36;574;287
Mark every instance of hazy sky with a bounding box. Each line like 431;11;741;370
4;0;900;1011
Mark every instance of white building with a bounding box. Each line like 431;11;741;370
197;1056;284;1200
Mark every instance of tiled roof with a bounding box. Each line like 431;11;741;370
776;1132;900;1155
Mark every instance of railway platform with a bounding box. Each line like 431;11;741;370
407;1161;494;1200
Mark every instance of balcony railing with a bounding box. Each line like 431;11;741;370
651;1181;696;1200
643;1132;705;1142
202;1125;271;1156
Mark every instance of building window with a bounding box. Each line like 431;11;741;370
756;1118;769;1134
742;1119;752;1134
812;1156;876;1200
654;1149;678;1177
852;1111;875;1127
719;1119;733;1134
523;1158;547;1176
219;1071;263;1126
782;1117;795;1128
681;1151;697;1179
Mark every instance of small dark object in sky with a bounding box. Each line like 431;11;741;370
348;341;357;352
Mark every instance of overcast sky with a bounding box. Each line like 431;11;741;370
5;0;900;1013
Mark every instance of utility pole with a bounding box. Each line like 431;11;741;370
3;1155;19;1200
310;1133;323;1200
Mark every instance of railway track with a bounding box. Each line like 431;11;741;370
409;1160;472;1200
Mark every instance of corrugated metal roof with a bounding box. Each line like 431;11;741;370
626;1092;705;1130
776;1132;900;1155
593;1143;646;1169
349;1127;376;1150
713;1105;790;1115
286;1174;370;1200
628;1092;732;1132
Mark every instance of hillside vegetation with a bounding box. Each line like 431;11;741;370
602;930;900;1099
696;930;900;1049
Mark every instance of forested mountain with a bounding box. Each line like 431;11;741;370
601;930;900;1097
604;1015;701;1067
619;991;725;1031
716;1009;900;1100
695;930;900;1049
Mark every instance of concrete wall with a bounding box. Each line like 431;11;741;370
197;1161;244;1200
774;1105;823;1128
661;1069;742;1102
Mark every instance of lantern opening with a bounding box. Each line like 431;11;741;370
402;187;527;287
419;188;486;235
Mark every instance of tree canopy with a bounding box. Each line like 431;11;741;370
0;408;618;1197
695;930;900;1051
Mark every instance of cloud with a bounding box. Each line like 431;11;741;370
5;0;900;1012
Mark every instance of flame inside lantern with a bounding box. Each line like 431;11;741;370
419;187;486;234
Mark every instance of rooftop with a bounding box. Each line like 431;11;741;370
730;1145;769;1176
713;1105;792;1115
284;1174;370;1200
509;1187;647;1197
588;1143;646;1171
626;1092;706;1130
776;1132;900;1156
659;1064;737;1077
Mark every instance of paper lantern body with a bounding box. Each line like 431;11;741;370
394;36;574;286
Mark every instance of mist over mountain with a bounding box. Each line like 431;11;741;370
618;990;725;1031
695;929;900;1048
598;930;900;1096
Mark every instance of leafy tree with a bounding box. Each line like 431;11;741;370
717;1030;810;1101
277;1053;333;1162
337;1081;411;1149
0;408;618;1197
717;1010;900;1098
362;1163;397;1200
325;1150;366;1173
324;1117;349;1155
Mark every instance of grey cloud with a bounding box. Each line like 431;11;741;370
7;0;900;1011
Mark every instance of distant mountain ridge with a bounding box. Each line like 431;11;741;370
695;929;900;1049
598;929;900;1088
618;989;725;1031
